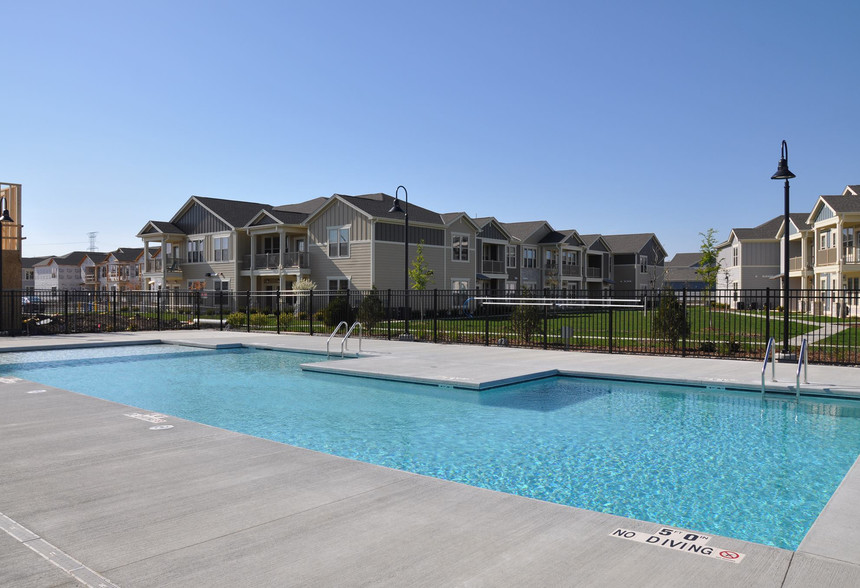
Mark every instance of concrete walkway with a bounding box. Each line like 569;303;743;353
1;331;859;587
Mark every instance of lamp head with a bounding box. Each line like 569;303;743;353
0;208;13;223
388;198;404;214
771;140;796;180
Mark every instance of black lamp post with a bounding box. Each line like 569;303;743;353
0;197;14;331
389;185;409;335
771;140;795;357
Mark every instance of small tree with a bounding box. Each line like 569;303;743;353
357;286;385;332
408;240;434;290
696;228;722;294
511;287;543;343
322;293;355;328
652;285;690;350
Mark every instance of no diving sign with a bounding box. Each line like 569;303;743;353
610;527;745;563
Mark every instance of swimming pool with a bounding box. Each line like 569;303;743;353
3;344;860;551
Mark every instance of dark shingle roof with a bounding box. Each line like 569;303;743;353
666;252;701;268
820;195;860;214
336;193;445;225
21;256;49;269
110;248;145;262
36;251;108;267
139;220;184;235
789;213;812;232
192;196;272;228
501;221;551;242
732;216;783;240
273;197;329;215
844;185;860;196
602;233;660;253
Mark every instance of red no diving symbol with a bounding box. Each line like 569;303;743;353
719;551;740;560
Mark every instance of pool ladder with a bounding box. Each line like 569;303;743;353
761;337;809;398
326;321;362;359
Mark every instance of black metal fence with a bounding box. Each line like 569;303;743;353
2;288;859;365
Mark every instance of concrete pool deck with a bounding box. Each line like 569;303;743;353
0;331;858;587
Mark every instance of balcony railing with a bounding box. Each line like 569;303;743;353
789;257;813;271
586;267;602;278
816;248;838;265
242;252;309;271
560;264;581;277
481;259;505;274
144;259;181;273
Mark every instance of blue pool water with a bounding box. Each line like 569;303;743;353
3;344;860;551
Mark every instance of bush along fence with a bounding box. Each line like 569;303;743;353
3;287;859;366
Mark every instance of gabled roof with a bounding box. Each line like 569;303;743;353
843;185;860;196
776;213;813;239
602;233;668;258
819;194;860;214
666;252;701;268
471;216;512;241
307;193;446;226
185;196;272;228
35;251;107;267
501;221;553;243
137;220;184;237
246;208;308;228
439;212;480;231
21;256;49;269
719;216;783;248
109;247;145;263
578;234;611;252
539;229;585;247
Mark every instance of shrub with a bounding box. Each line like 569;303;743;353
357;287;385;330
321;295;355;328
250;312;270;327
652;286;690;350
511;288;543;343
226;312;247;328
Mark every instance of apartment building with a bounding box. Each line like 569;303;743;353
601;234;667;293
33;251;108;291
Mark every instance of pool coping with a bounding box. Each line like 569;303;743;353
2;330;859;586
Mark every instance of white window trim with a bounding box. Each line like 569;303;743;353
506;245;517;268
326;276;351;291
523;247;537;269
451;278;470;290
327;226;351;259
213;233;231;262
451;232;470;262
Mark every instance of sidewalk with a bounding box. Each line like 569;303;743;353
1;332;859;587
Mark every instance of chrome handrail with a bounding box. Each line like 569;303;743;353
761;337;775;395
326;321;348;358
796;338;808;399
340;322;362;358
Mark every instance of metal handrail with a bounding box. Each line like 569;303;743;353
326;321;348;358
340;322;362;358
796;338;808;399
761;337;775;395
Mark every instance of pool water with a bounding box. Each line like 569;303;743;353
3;344;860;550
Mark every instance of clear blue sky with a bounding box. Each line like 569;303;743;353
4;0;858;259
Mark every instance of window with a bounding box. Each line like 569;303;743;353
328;278;349;291
562;251;578;266
545;250;556;269
262;235;280;254
506;245;517;268
452;234;469;261
732;246;739;267
213;279;229;291
213;236;230;262
328;227;349;258
523;247;536;268
188;280;205;291
451;279;469;290
639;255;648;273
187;239;204;263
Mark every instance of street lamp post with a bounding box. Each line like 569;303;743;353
0;197;14;332
771;140;795;357
389;185;410;335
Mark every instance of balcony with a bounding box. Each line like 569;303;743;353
481;259;505;274
242;252;309;271
144;259;182;274
83;269;98;283
816;248;838;266
789;257;812;271
560;264;581;277
586;267;602;279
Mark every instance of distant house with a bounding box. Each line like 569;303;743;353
717;216;782;309
33;251;108;292
578;234;614;296
601;233;667;292
97;248;146;291
21;256;48;292
664;252;707;291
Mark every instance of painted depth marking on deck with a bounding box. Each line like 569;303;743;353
610;527;745;563
125;412;168;423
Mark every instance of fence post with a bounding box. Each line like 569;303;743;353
112;290;118;332
484;308;490;346
765;287;771;345
608;306;614;354
64;290;70;334
219;290;224;331
386;289;391;341
276;289;280;334
681;287;687;357
246;290;251;333
433;289;438;343
543;299;548;350
157;289;162;331
308;289;314;337
196;291;201;329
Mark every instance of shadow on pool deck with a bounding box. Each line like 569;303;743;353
1;331;859;587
